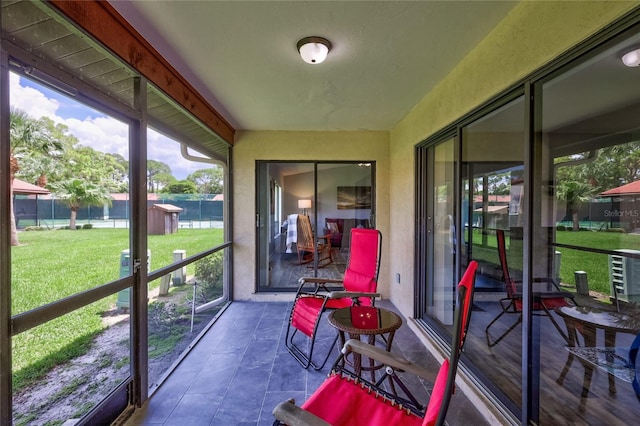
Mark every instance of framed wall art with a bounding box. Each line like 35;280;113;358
337;186;371;209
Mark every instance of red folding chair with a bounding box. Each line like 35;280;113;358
485;230;575;347
274;261;478;426
285;228;382;370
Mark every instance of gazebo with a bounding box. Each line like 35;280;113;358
600;180;640;197
599;181;640;231
13;178;50;228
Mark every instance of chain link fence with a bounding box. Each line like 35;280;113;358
14;194;223;229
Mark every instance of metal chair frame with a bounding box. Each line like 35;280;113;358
285;228;382;370
485;229;576;347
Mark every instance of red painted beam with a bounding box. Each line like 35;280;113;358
49;1;235;144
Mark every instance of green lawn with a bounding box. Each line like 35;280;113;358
556;230;640;294
470;229;640;295
11;228;223;390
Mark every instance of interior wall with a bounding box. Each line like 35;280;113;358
388;1;638;318
281;166;371;225
282;170;314;217
232;130;390;301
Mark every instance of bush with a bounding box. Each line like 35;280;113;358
23;226;44;232
148;301;178;337
194;252;223;301
82;224;93;229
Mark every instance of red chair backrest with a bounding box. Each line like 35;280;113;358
496;230;517;297
457;260;478;350
423;360;450;426
343;228;381;294
425;260;477;426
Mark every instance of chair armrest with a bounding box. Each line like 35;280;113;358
328;291;380;300
342;339;433;380
272;400;331;426
298;277;343;285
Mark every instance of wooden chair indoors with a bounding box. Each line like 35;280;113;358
274;261;479;426
296;214;333;267
485;229;576;347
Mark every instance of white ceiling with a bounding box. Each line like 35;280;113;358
111;1;518;132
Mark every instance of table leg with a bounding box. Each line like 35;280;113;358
384;331;398;395
557;318;578;387
580;325;597;398
604;329;617;394
349;332;362;377
337;330;347;367
367;334;376;383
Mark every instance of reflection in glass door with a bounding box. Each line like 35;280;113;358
427;139;456;325
256;162;374;291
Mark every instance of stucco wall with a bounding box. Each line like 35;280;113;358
232;130;390;301
388;1;639;317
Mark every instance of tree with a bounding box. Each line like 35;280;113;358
555;142;640;195
556;180;596;231
163;180;197;194
9;108;61;245
104;153;129;192
14;118;130;193
147;160;173;193
153;172;177;192
59;146;122;190
52;179;112;230
187;167;224;194
17;118;79;188
487;172;512;196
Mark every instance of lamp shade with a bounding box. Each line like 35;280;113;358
298;199;312;209
297;37;331;64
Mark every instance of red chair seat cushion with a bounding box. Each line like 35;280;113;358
291;296;325;337
302;374;423;426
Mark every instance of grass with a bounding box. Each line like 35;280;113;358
11;227;223;391
556;230;640;294
470;229;640;295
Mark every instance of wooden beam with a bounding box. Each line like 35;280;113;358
48;0;235;145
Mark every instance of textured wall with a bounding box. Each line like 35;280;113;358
232;130;390;300
388;1;639;317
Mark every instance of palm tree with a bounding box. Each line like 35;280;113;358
556;180;596;231
9;108;60;245
52;179;112;230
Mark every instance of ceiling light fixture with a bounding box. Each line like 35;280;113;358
297;36;331;65
622;47;640;67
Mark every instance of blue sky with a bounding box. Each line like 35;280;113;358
11;73;211;180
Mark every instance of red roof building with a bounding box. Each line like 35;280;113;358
600;180;640;196
12;178;50;195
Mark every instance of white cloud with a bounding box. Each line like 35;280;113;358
10;73;210;179
10;73;60;119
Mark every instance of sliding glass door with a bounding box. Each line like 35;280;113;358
256;161;375;291
428;139;457;325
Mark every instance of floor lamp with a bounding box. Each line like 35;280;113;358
298;199;311;216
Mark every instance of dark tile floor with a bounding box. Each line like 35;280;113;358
124;300;488;425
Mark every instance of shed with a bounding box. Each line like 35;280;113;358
148;204;183;235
